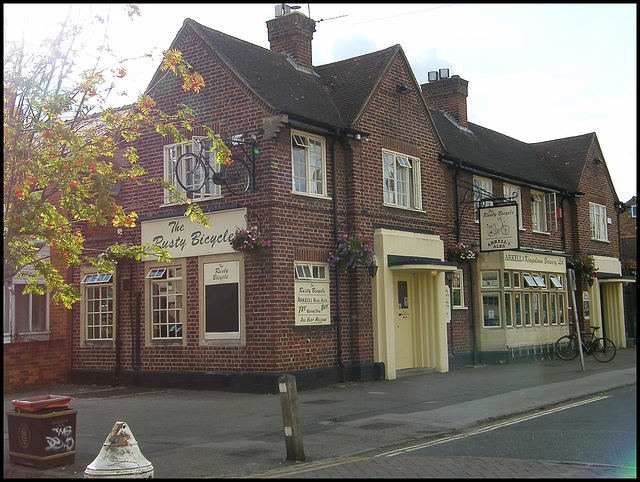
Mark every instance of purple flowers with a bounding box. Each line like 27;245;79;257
230;226;270;255
329;234;375;270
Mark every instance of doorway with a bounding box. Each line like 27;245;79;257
394;276;414;369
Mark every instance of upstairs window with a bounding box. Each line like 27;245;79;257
163;137;220;204
503;184;523;229
589;202;608;241
473;176;492;222
292;131;326;197
383;150;422;210
531;191;557;232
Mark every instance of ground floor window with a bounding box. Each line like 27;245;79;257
204;260;241;339
480;269;567;329
82;272;114;341
482;293;501;327
4;281;49;340
146;264;184;340
451;269;465;308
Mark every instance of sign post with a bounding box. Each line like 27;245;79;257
568;269;585;371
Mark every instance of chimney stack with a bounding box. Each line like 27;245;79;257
421;73;469;128
267;9;316;70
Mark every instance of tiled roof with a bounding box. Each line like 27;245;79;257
183;20;403;131
430;109;570;192
529;133;595;192
185;19;342;128
315;45;400;126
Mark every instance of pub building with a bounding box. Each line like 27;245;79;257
7;8;629;394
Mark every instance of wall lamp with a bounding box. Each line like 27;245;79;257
367;263;379;277
396;84;411;94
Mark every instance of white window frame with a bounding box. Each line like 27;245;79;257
4;246;51;343
531;192;545;232
163;136;221;204
473;176;492;222
503;184;524;230
82;271;115;341
531;191;557;233
291;131;327;198
631;204;637;218
589;202;608;241
147;265;184;340
451;269;465;309
4;280;50;342
383;150;422;210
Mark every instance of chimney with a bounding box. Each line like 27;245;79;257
266;9;316;70
421;72;469;128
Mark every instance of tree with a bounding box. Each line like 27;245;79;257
4;5;230;308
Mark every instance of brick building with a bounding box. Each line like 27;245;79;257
4;9;633;392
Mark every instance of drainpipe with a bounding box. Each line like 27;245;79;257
330;133;345;382
453;162;462;242
112;262;120;387
450;161;462;356
559;194;568;253
469;260;478;365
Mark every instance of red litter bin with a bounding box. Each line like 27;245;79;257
7;395;77;469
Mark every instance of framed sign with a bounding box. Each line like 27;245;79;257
479;203;519;252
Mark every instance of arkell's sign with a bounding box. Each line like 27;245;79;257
141;208;247;258
479;203;519;252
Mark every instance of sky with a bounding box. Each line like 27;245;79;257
4;3;637;202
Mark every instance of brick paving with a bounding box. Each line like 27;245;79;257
260;455;635;478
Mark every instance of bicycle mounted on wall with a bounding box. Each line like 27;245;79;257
175;130;261;196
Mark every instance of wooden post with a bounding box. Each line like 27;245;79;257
278;374;305;461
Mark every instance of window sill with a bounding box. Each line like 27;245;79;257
590;238;611;243
532;229;551;235
383;203;425;214
160;196;222;208
291;191;332;201
4;332;51;343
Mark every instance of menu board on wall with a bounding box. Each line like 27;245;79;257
295;281;331;326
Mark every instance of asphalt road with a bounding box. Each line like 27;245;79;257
379;385;636;467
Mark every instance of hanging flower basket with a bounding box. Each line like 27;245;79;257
230;226;270;256
570;252;598;284
329;233;376;271
622;259;636;277
446;243;477;264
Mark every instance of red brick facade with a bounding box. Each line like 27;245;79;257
5;11;630;392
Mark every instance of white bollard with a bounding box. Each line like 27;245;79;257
84;421;154;478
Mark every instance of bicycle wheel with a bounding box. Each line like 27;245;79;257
591;337;616;363
555;335;579;360
222;156;251;195
175;152;207;193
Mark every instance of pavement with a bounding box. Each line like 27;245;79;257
4;345;636;479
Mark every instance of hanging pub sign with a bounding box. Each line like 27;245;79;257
479;203;519;252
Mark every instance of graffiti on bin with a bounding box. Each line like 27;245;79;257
45;425;75;452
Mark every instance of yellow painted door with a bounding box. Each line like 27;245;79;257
395;277;414;369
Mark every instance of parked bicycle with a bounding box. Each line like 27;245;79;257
175;137;251;196
555;322;616;362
